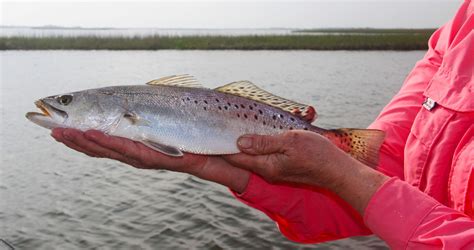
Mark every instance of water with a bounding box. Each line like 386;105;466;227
1;50;424;249
0;27;296;38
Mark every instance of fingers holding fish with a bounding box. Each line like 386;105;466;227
236;133;288;155
52;128;100;158
224;130;352;189
52;128;143;167
83;130;146;163
81;130;210;173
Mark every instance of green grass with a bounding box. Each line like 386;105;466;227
0;33;434;50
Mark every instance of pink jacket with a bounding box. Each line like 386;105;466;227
232;1;474;249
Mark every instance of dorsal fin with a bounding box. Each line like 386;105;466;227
214;81;317;122
146;74;203;88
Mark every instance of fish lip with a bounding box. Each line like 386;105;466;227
34;100;68;119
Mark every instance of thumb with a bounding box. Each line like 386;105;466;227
237;134;285;155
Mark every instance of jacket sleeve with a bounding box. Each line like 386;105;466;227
364;177;474;250
364;2;474;249
231;1;469;244
232;174;371;243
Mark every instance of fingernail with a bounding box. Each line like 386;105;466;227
238;136;253;149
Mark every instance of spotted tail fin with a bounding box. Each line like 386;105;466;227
322;128;385;168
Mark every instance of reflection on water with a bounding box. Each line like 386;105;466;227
1;50;424;249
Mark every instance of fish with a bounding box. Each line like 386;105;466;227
26;75;385;167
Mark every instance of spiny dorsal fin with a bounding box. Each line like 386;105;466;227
146;74;203;88
215;81;317;122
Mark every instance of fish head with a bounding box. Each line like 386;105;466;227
26;90;126;131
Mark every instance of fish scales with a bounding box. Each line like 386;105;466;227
101;85;316;154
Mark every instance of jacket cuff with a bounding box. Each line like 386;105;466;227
230;173;265;202
364;177;438;249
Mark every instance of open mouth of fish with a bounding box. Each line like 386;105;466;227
28;100;67;117
25;100;68;129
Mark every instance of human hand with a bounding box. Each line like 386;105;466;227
223;131;389;214
51;128;250;193
223;131;349;189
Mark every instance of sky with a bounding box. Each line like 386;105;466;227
1;1;462;29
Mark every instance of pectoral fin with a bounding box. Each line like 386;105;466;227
124;112;150;127
141;139;184;157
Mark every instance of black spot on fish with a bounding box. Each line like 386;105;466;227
218;106;222;110
263;121;266;125
227;102;231;106
203;107;207;111
254;115;258;120
244;114;248;119
224;106;228;110
249;106;253;110
194;100;198;104
273;125;276;129
240;104;245;108
290;117;295;122
272;115;277;120
234;104;239;109
258;110;263;115
279;125;283;129
204;100;208;104
237;114;240;118
304;127;308;130
253;103;258;107
289;127;293;130
215;98;220;102
186;97;190;101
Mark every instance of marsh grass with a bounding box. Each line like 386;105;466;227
0;32;434;50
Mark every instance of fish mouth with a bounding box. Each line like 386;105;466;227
32;100;68;119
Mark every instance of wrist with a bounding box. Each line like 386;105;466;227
320;156;389;214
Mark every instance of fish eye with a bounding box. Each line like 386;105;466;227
57;95;73;105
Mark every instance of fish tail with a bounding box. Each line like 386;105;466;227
318;128;385;168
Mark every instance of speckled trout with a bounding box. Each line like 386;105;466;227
26;75;384;167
